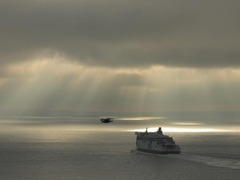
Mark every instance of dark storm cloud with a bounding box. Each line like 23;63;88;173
1;0;240;68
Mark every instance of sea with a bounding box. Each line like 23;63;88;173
0;114;240;180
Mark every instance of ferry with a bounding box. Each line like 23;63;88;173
135;127;181;154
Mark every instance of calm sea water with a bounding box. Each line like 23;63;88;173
0;115;240;180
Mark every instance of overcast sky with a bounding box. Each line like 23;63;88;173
0;0;240;115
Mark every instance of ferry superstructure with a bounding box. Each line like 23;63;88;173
135;127;181;154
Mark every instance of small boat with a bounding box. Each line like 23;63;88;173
135;127;181;154
100;118;114;123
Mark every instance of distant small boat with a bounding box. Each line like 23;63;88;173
135;127;181;154
100;118;114;123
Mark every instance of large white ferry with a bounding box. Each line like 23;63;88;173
135;127;181;154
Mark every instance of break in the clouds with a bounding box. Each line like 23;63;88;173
1;0;240;68
0;59;240;115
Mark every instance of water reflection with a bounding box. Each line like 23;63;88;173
128;127;233;133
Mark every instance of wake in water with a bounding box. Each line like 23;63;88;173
173;153;240;170
167;153;240;170
132;150;240;170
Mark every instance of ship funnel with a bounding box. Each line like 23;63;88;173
158;127;163;134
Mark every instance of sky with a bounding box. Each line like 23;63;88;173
0;0;240;116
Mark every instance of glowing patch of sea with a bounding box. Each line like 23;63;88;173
127;127;233;133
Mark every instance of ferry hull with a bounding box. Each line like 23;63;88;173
137;148;181;154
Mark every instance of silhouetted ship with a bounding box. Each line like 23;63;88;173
100;118;114;123
135;127;181;154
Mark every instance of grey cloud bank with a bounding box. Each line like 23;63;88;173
1;0;240;115
1;0;240;68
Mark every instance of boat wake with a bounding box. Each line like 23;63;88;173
167;153;240;170
131;150;240;170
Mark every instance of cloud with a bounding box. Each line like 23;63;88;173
0;0;240;68
0;59;240;115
